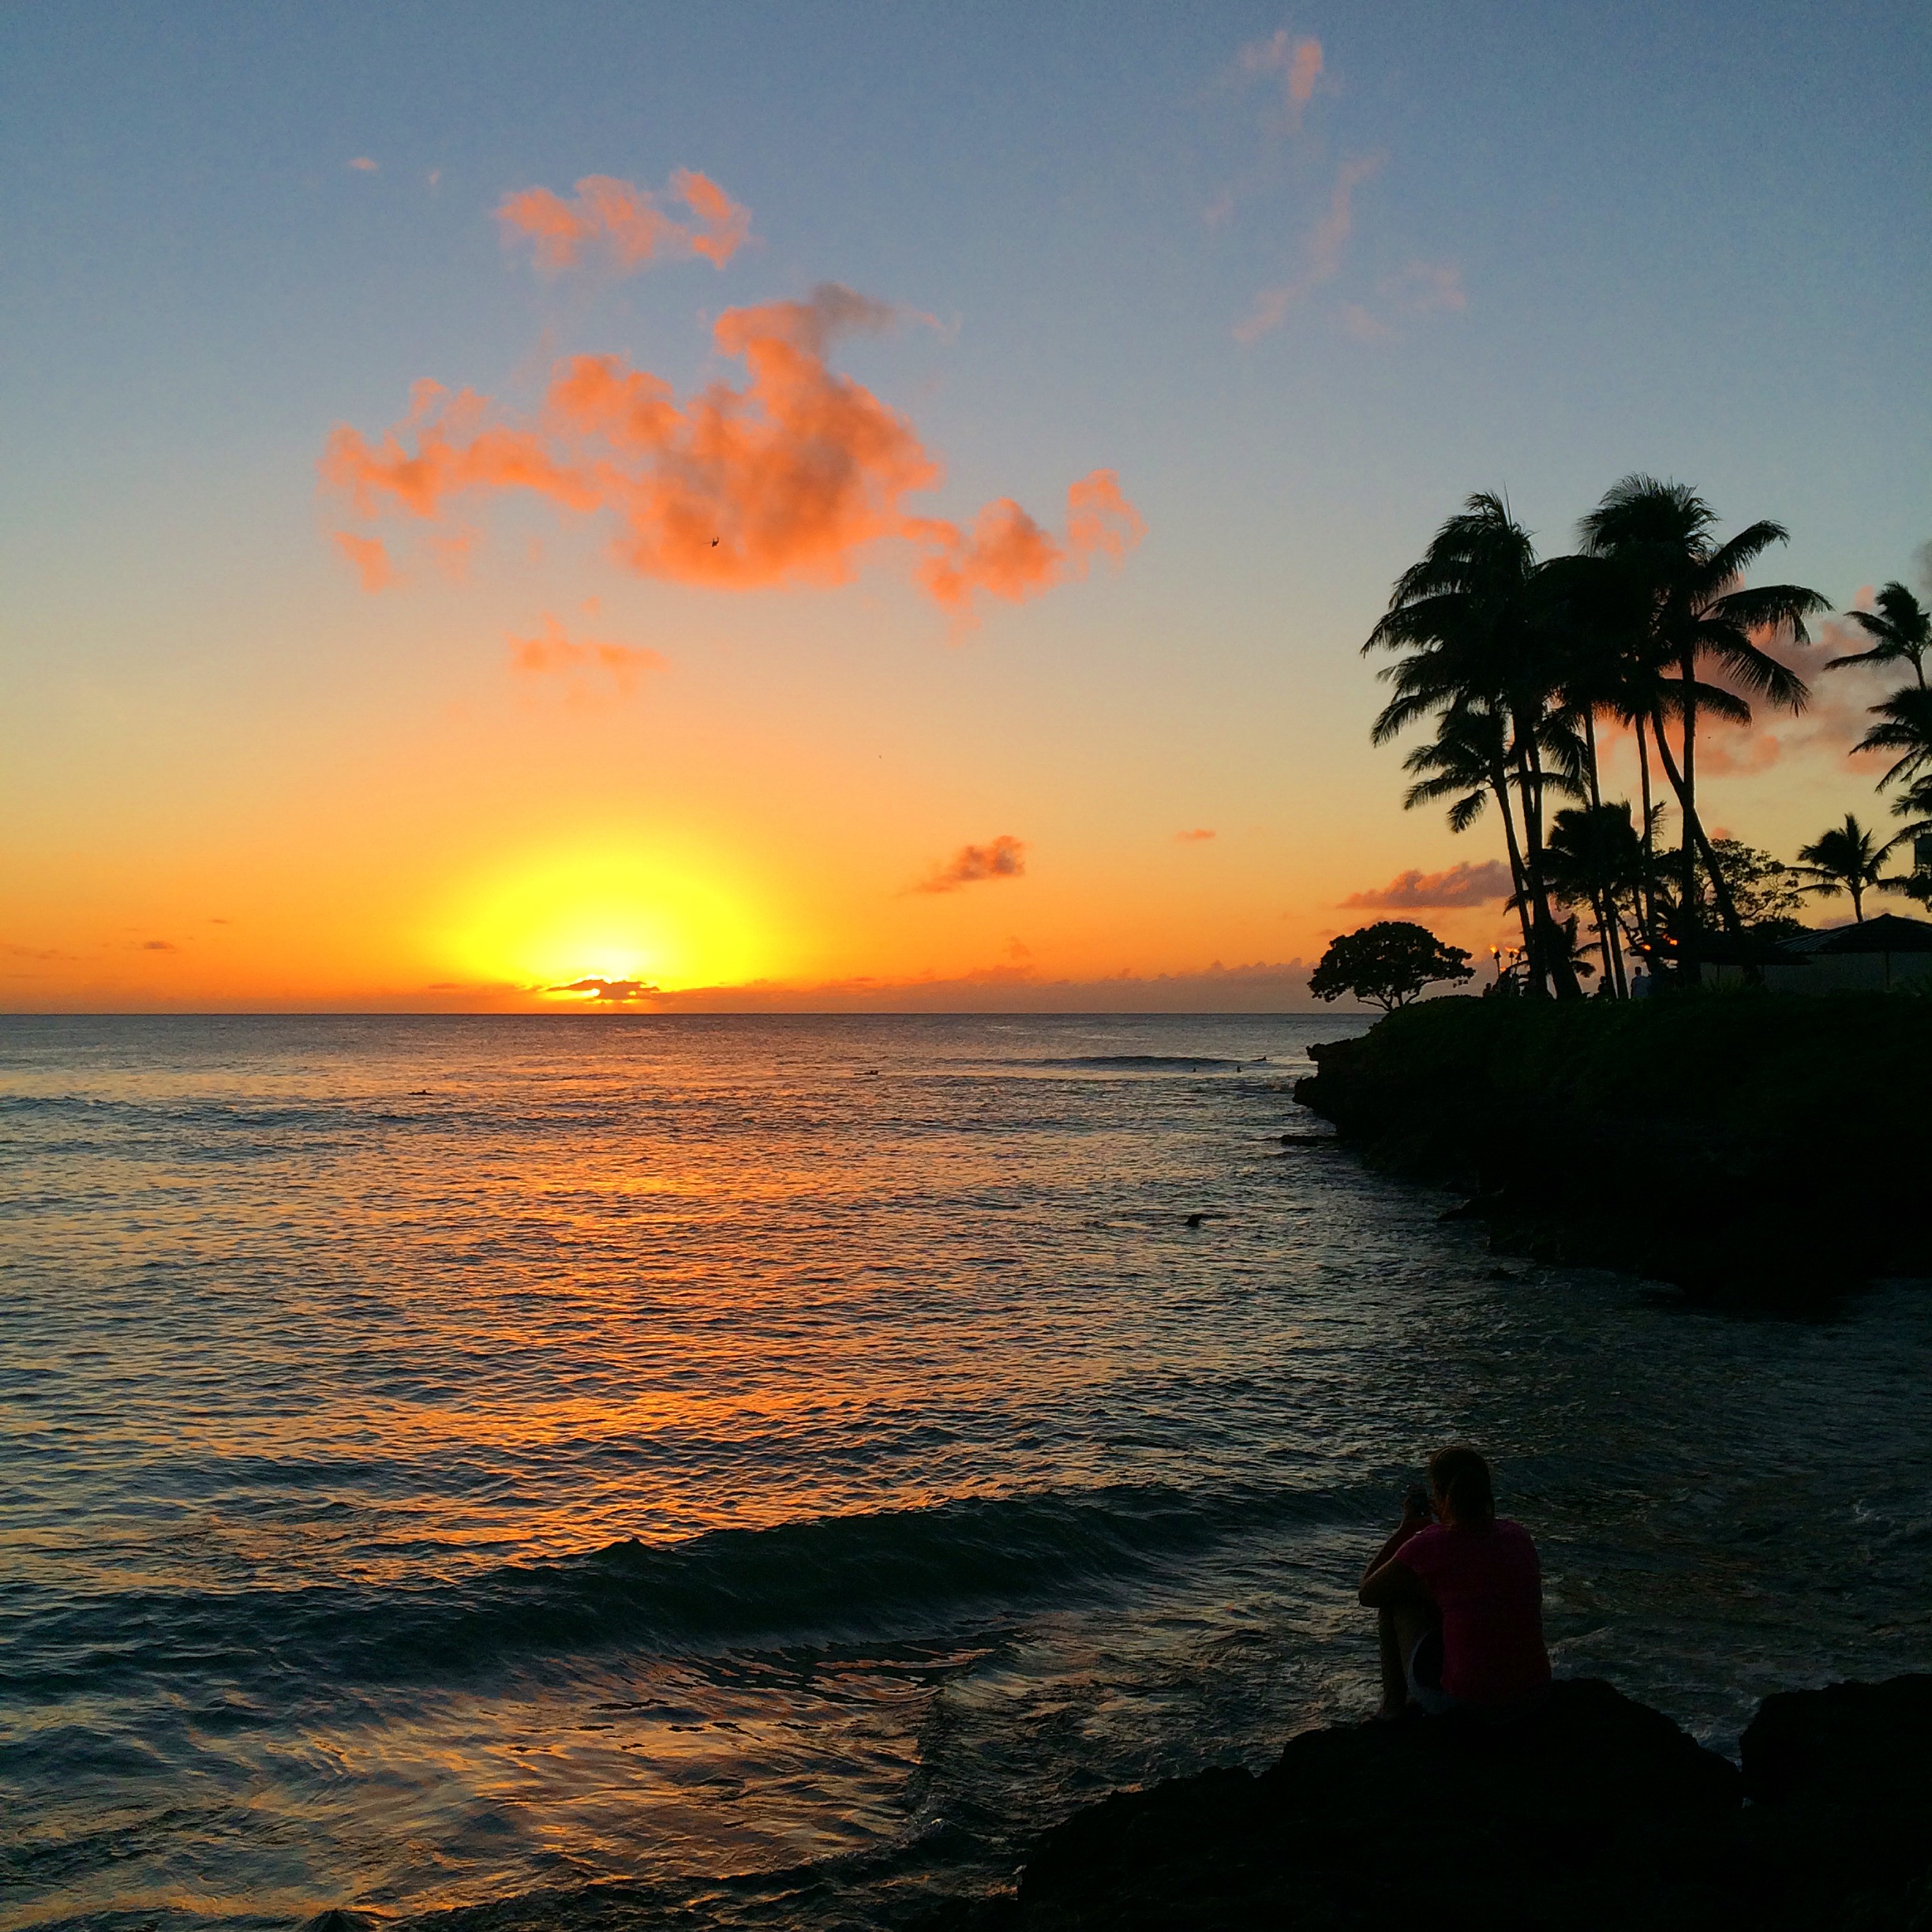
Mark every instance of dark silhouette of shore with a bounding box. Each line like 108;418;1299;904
1291;992;1932;1305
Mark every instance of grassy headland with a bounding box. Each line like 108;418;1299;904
1294;993;1932;1306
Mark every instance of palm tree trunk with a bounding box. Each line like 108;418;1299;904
1578;713;1632;990
1518;734;1583;998
1490;771;1536;967
1648;705;1744;936
1591;892;1616;991
1677;653;1700;954
1634;713;1657;947
1851;882;1865;922
1603;886;1628;996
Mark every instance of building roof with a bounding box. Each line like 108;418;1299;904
1792;912;1932;956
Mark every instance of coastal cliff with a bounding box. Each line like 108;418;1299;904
989;1674;1932;1932
1290;993;1932;1305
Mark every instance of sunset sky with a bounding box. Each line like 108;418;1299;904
4;2;1927;1011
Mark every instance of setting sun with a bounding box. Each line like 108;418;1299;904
445;850;770;997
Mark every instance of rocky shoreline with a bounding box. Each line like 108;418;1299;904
1287;993;1932;1306
964;1673;1932;1931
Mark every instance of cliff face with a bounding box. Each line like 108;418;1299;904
998;1675;1932;1932
1289;994;1932;1305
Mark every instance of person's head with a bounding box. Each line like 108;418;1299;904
1427;1443;1496;1528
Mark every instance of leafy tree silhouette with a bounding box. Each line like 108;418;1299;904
1309;922;1473;1013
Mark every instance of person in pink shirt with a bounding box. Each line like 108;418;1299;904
1357;1443;1550;1719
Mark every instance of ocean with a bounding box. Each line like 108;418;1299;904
3;1013;1928;1931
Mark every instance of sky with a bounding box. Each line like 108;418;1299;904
2;1;1927;1013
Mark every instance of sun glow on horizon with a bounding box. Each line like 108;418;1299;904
444;850;771;997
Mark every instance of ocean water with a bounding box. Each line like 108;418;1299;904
2;1013;1928;1932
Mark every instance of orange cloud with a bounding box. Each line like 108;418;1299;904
348;156;379;174
1234;153;1385;343
321;285;1144;620
332;530;395;592
1342;860;1511;908
1175;828;1217;842
916;835;1028;893
1695;728;1784;777
507;613;668;695
496;169;751;275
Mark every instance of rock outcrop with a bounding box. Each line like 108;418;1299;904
986;1674;1932;1932
1290;994;1932;1304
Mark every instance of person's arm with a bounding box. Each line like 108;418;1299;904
1358;1502;1432;1608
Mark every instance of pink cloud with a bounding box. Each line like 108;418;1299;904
320;285;1144;621
348;156;379;173
1234;153;1385;343
1236;31;1324;123
1688;616;1896;777
915;835;1028;894
1175;827;1217;842
496;168;751;275
1339;303;1395;342
1342;860;1512;908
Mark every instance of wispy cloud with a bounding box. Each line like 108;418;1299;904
1337;260;1470;342
915;835;1028;894
1338;303;1395;342
1342;860;1511;908
1234;152;1385;343
1679;615;1896;778
1236;30;1324;125
348;156;379;174
496;169;751;275
1174;827;1217;843
332;530;395;593
322;285;1144;622
508;612;667;698
1385;260;1467;314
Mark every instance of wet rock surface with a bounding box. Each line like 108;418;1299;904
965;1674;1932;1932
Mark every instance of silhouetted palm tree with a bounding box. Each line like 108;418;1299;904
1578;477;1827;943
1544;802;1646;991
1788;814;1891;923
1396;702;1537;965
1829;583;1930;689
1367;493;1584;995
1855;685;1932;793
1854;685;1932;864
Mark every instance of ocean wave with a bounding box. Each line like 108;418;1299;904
2;1481;1354;1694
1017;1054;1256;1070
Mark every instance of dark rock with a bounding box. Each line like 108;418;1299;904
1013;1679;1740;1930
1291;998;1932;1305
1737;1674;1932;1926
996;1673;1932;1931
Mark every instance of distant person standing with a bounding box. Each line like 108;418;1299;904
1630;967;1651;1000
1358;1443;1550;1719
